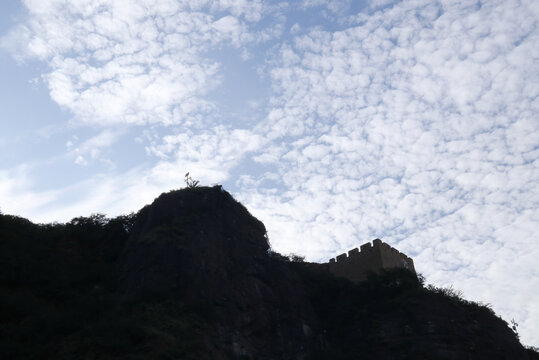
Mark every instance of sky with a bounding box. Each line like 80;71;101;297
0;0;538;347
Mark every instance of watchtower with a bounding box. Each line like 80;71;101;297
327;239;415;283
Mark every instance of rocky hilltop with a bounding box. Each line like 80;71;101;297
118;186;318;359
0;186;537;359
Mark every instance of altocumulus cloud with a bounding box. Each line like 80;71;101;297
238;0;539;347
2;0;269;126
0;0;538;347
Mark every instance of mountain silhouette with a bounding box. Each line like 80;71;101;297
1;186;537;359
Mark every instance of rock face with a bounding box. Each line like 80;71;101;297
118;186;319;359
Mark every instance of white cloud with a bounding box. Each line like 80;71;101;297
0;165;61;216
68;129;125;165
146;125;266;178
300;0;351;14
0;124;264;221
1;0;276;127
75;155;87;166
236;0;539;346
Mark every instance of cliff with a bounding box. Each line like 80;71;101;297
0;186;537;359
117;186;318;359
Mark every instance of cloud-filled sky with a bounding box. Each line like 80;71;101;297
1;0;538;347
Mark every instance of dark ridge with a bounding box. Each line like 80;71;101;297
0;185;536;359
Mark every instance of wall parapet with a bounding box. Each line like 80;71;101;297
326;239;415;283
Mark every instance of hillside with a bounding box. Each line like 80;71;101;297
1;186;537;359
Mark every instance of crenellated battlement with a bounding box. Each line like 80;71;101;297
326;239;415;283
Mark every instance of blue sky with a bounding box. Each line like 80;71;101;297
1;0;538;347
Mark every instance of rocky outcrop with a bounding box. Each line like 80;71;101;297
118;186;319;359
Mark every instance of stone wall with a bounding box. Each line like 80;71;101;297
327;239;415;283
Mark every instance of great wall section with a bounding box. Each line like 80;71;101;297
316;239;416;283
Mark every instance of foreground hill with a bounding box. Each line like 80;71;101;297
0;186;537;359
